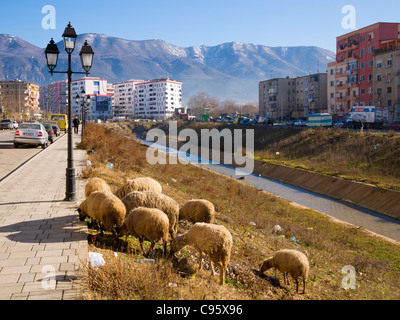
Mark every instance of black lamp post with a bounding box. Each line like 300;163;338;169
44;22;95;202
76;89;91;138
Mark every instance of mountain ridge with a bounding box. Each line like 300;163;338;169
0;33;335;103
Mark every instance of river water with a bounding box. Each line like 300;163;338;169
138;138;400;243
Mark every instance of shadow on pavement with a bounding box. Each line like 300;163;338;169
0;215;86;244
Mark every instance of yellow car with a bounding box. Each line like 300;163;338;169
50;114;68;132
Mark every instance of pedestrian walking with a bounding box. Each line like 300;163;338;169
73;116;80;134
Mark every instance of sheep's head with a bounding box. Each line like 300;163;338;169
260;258;274;273
119;223;129;237
170;235;185;254
77;207;87;222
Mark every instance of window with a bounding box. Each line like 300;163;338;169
361;88;365;95
387;87;392;93
361;62;365;69
387;59;392;68
360;48;365;56
369;60;373;67
377;75;382;81
368;46;374;53
377;61;382;68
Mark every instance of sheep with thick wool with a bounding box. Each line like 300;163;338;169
85;177;112;198
115;177;162;199
121;191;179;239
78;191;126;240
171;223;233;286
261;249;309;294
179;199;215;224
120;207;169;256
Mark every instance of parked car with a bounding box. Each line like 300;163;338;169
0;119;14;130
293;120;306;127
42;123;55;144
384;121;400;131
44;121;61;137
14;123;49;149
334;121;345;128
12;121;19;129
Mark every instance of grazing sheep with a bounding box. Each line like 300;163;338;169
171;223;233;286
121;191;179;240
120;207;169;256
78;191;126;241
115;177;162;199
85;177;112;198
261;249;309;294
179;199;215;224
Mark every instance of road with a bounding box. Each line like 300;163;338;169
0;130;63;181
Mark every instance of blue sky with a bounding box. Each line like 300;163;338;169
1;0;400;52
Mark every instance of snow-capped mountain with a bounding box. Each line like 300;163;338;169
0;33;335;103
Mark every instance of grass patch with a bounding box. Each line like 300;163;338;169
77;122;400;300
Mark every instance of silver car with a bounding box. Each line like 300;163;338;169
14;123;49;149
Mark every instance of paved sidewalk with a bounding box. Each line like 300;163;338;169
0;132;88;300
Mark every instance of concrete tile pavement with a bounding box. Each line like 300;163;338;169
0;131;88;300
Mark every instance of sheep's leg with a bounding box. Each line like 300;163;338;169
163;240;167;256
285;273;290;285
148;241;155;257
217;263;226;286
198;251;203;270
209;256;215;276
296;279;299;294
139;236;145;253
303;278;306;294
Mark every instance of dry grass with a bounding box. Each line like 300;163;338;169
77;122;400;300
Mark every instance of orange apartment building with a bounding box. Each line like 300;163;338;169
328;22;400;120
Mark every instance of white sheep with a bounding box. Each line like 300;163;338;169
171;223;233;286
78;191;126;241
85;177;112;198
179;199;215;224
120;207;169;256
261;249;309;294
115;177;162;199
121;191;179;240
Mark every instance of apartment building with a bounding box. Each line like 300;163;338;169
71;77;112;121
295;73;327;116
39;80;68;117
330;22;400;118
373;50;400;121
327;62;336;114
134;78;183;120
259;78;296;120
113;79;144;118
0;80;40;120
259;74;327;120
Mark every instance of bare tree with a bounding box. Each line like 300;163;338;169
188;92;219;118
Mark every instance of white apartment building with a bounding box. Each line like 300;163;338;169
71;77;112;121
134;78;182;119
113;79;144;118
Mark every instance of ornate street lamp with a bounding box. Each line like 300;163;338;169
44;22;95;202
76;89;91;137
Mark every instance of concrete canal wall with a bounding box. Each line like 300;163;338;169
252;160;400;221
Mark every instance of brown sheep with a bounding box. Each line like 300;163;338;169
120;207;169;256
115;177;162;199
171;223;233;285
121;191;179;240
261;249;309;294
78;191;126;241
179;199;215;224
85;177;112;198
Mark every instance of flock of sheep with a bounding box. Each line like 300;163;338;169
77;176;310;294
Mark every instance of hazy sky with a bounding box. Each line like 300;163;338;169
1;0;400;51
